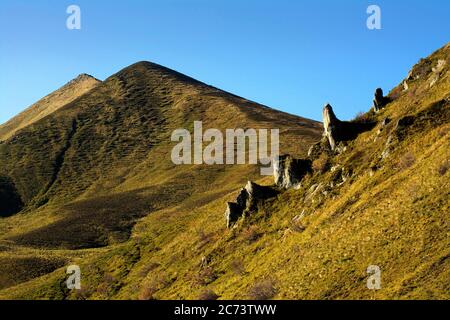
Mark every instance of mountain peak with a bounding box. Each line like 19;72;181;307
111;60;206;88
68;73;101;85
0;73;101;141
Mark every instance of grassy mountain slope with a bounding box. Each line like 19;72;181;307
0;43;448;300
0;62;321;293
0;74;100;142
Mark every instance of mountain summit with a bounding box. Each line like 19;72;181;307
0;60;321;292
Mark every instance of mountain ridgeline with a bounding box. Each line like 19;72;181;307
0;60;321;290
0;43;449;299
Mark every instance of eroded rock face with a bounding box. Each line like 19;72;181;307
225;181;278;228
430;59;446;87
225;202;242;229
323;104;340;150
274;155;312;189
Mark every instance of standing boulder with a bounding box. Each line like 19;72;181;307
274;155;312;189
322;104;376;150
373;88;390;112
323;104;341;150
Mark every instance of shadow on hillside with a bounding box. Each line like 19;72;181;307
8;182;193;250
0;256;66;290
0;176;23;217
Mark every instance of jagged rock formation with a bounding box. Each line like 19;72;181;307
225;203;242;229
225;181;278;228
401;55;447;92
373;88;390;112
403;81;409;91
274;155;312;189
322;104;339;150
429;59;446;87
322;104;376;150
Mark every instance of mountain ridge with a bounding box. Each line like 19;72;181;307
0;74;101;141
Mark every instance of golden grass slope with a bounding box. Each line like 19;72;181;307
0;61;321;293
0;74;100;141
0;43;448;300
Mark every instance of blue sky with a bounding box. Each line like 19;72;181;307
0;0;449;124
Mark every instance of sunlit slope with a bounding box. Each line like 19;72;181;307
0;74;100;142
1;43;447;300
0;61;321;292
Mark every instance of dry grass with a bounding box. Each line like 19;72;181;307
247;278;277;300
230;258;247;276
0;43;449;301
312;153;329;173
197;288;219;300
194;267;217;287
397;152;416;170
241;225;261;244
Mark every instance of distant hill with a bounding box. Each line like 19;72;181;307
0;74;100;141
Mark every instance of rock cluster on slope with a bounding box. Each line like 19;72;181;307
322;104;376;151
225;181;278;228
274;155;312;189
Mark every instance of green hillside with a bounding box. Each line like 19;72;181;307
0;43;448;300
0;61;321;295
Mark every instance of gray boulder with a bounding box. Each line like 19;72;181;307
225;181;278;228
225;202;242;229
323;104;376;151
323;104;339;150
274;155;312;189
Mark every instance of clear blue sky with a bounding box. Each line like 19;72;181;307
0;0;449;124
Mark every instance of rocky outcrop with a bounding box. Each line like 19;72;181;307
274;155;312;189
322;104;339;150
225;181;278;228
373;88;390;112
429;59;446;87
322;104;376;151
225;202;242;229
